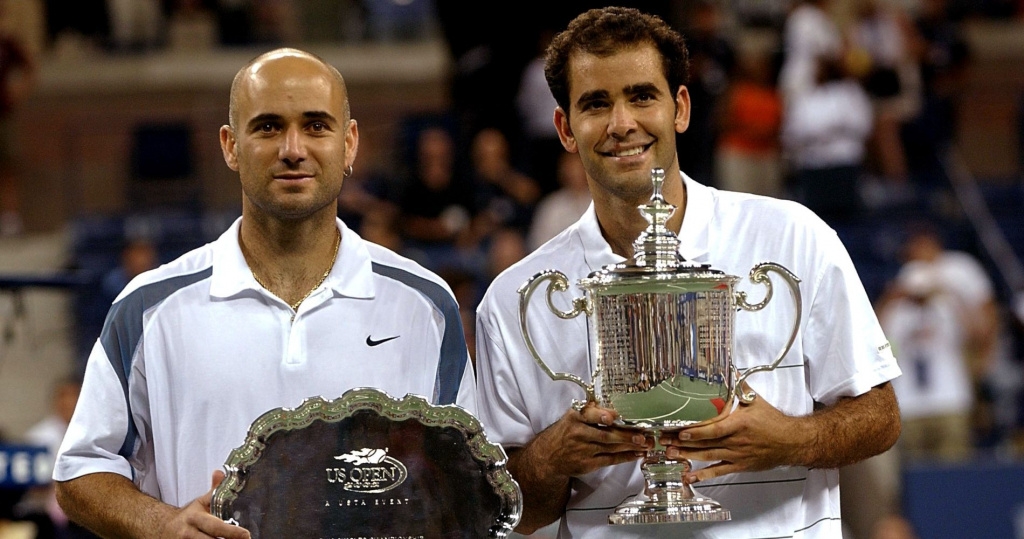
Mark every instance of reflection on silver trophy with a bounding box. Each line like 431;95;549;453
518;168;802;525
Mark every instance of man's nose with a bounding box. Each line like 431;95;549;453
608;102;637;138
279;126;307;163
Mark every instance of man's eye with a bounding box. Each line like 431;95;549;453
581;101;607;111
634;93;654;103
309;121;327;132
258;123;277;133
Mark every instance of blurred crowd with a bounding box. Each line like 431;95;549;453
43;0;440;53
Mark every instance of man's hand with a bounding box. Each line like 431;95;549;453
660;383;901;485
508;403;650;533
532;403;651;476
159;471;250;539
660;391;812;484
56;470;253;539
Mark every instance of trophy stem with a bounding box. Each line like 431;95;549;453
609;436;731;525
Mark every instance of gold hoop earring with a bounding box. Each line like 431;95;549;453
344;165;354;177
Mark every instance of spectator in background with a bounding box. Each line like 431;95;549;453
900;224;999;383
469;127;541;240
250;0;298;45
212;0;253;46
675;0;735;185
897;224;1019;447
516;29;562;195
715;49;784;197
336;129;401;251
843;226;983;539
485;227;526;287
778;0;843;104
781;52;874;224
527;152;590;251
1;429;31;539
106;0;163;52
164;0;218;52
849;0;921;191
903;0;971;180
0;0;37;236
362;0;434;42
43;0;109;52
876;261;975;461
100;239;159;307
19;376;98;539
398;126;479;272
25;377;81;472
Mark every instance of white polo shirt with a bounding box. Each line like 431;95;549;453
475;173;900;539
55;218;475;507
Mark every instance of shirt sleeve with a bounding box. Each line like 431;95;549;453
473;301;538;448
803;228;902;405
53;340;137;483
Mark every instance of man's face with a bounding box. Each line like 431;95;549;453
553;44;689;203
220;54;358;221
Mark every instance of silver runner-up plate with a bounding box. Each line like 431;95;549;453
211;388;522;538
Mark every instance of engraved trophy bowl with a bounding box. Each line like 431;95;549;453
518;168;802;525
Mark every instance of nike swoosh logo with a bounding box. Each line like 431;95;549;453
366;335;400;347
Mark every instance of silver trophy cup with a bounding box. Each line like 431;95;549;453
518;169;802;525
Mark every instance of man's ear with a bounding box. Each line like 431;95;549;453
345;118;359;171
219;125;239;171
553;107;578;154
674;85;691;134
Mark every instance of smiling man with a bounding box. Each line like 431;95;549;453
52;48;475;538
474;7;901;538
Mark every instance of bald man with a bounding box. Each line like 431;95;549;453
53;48;475;538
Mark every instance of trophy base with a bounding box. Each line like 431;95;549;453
609;493;731;525
608;451;731;525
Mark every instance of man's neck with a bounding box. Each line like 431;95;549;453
595;173;687;258
238;210;341;301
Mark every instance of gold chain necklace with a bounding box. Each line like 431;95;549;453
250;229;341;312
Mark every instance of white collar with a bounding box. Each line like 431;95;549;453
209;217;376;301
576;171;713;273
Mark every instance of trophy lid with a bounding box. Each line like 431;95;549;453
581;168;733;288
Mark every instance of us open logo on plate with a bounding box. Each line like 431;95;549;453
326;448;408;494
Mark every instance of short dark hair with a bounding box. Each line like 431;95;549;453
544;6;690;115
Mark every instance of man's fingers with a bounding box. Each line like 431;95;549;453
211;470;226;489
686;461;740;484
190;505;250;539
198;516;251;539
595;451;646;469
570;423;650;453
198;470;227;512
197;470;252;537
674;422;725;443
664;445;725;463
577;403;617;426
566;405;649;451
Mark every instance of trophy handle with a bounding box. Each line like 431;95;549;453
732;262;803;404
518;270;596;404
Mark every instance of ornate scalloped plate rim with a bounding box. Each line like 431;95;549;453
210;387;522;537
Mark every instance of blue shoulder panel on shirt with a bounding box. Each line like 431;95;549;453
99;268;213;459
370;262;468;405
